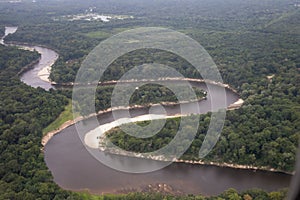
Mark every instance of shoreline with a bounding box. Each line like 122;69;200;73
1;27;57;84
42;109;294;177
7;28;280;176
5;33;262;176
42;91;242;147
37;56;58;83
17;58;41;76
52;77;240;94
5;40;59;84
15;39;289;178
39;94;294;176
41;96;206;147
1;26;56;83
98;147;294;176
96;120;293;176
87;113;186;148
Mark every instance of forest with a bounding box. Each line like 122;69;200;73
0;0;299;199
0;46;288;198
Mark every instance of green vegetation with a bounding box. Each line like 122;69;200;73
95;84;205;110
72;83;206;116
107;53;300;172
75;188;288;200
85;31;111;39
42;101;79;135
107;117;182;153
0;45;71;199
0;0;299;199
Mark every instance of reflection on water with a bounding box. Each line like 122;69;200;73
45;115;291;196
45;84;291;195
2;27;58;90
2;26;292;196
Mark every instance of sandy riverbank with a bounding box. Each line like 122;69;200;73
98;146;294;175
40;82;295;175
41;97;205;147
37;56;58;83
42;94;243;147
37;65;51;82
85;114;184;148
51;77;240;94
4;40;59;84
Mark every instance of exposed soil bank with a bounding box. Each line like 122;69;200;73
41;80;243;148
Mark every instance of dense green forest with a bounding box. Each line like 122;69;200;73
0;45;288;199
2;0;299;86
70;82;205;116
92;84;205;115
0;45;73;199
108;71;300;171
0;0;299;199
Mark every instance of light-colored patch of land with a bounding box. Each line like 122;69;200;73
86;114;183;149
267;74;275;81
85;27;132;38
53;13;133;22
111;27;134;34
43;101;79;135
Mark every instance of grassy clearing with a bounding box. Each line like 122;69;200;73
76;192;126;200
85;31;111;39
43;101;79;135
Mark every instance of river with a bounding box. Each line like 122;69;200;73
1;26;292;196
1;26;58;90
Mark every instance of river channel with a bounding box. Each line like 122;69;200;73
1;26;292;196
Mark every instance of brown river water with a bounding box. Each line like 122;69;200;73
2;26;292;196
